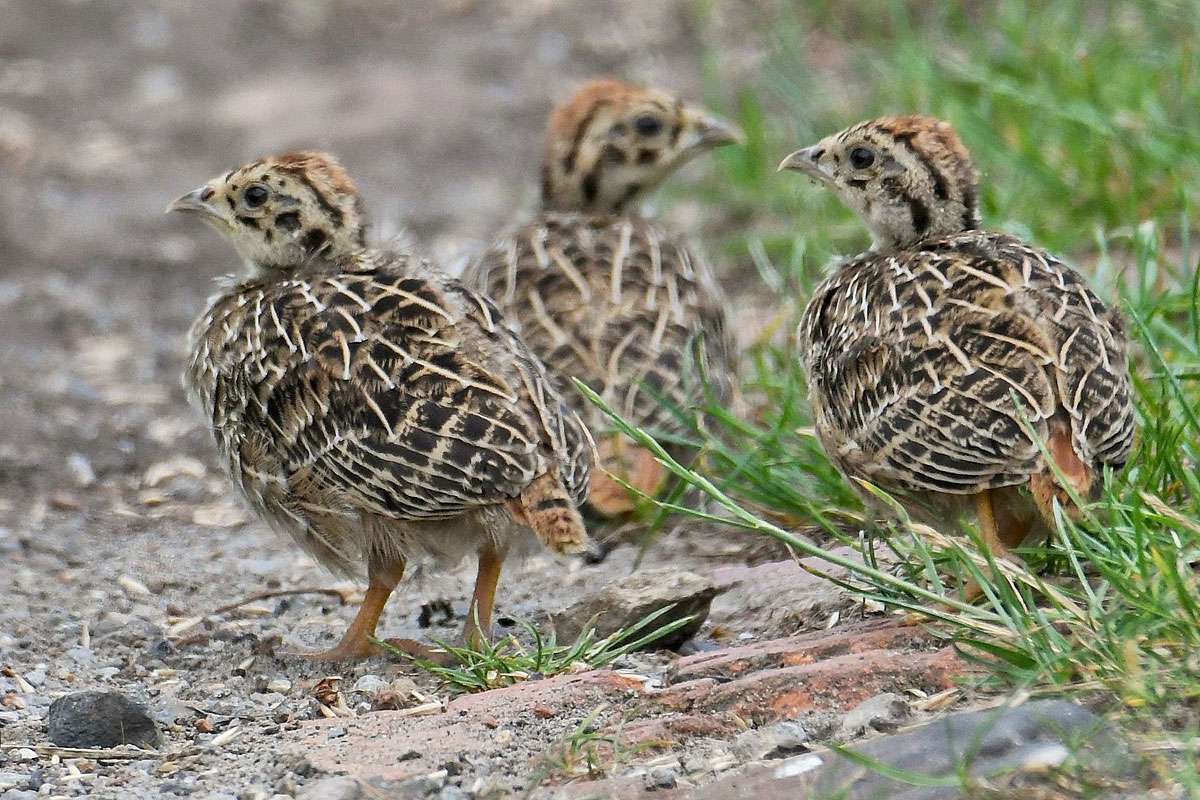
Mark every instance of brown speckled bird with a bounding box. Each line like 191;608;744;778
779;116;1135;562
463;79;742;517
169;151;592;660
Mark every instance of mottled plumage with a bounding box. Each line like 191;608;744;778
781;116;1134;555
171;152;591;659
465;79;741;516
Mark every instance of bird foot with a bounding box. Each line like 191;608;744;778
278;639;379;662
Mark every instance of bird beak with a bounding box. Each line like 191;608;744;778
778;145;832;182
684;108;745;150
166;186;220;219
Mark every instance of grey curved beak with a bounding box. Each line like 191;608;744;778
679;105;745;151
166;187;219;217
694;113;745;148
778;145;830;182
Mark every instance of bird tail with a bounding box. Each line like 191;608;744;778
506;471;589;554
585;435;665;517
1029;418;1095;529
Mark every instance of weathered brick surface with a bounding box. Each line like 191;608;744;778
291;617;972;796
294;670;646;783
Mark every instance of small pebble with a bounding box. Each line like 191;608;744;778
350;674;387;694
64;646;95;665
265;678;291;694
0;772;30;791
66;453;97;487
646;767;677;789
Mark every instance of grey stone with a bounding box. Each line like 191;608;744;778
689;699;1139;800
350;674;388;694
94;612;162;646
1;790;39;800
91;609;133;636
47;690;162;749
839;691;910;737
708;551;866;634
0;773;30;792
298;776;361;800
150;697;193;726
552;568;719;651
66;453;96;487
64;646;95;665
732;720;810;761
645;766;678;789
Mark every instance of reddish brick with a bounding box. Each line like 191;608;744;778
669;618;936;684
657;646;965;725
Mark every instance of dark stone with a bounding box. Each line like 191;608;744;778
47;691;162;749
552;568;719;651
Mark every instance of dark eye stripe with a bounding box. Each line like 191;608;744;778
893;130;949;199
906;194;931;234
961;183;979;228
278;166;343;226
564;102;604;174
669;98;684;146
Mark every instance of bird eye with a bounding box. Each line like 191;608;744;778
848;146;876;170
243;184;270;208
634;115;663;137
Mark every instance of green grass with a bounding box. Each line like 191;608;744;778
372;605;692;694
688;0;1200;264
612;0;1200;792
522;704;661;795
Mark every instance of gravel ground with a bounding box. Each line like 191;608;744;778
0;2;811;797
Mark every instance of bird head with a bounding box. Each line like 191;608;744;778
541;78;743;215
168;151;367;276
779;115;980;251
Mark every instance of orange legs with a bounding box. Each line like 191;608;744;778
294;543;506;662
464;543;505;649
301;559;405;661
974;489;1006;562
962;488;1038;601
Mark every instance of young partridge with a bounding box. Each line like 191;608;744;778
169;151;592;660
779;116;1134;565
463;79;742;517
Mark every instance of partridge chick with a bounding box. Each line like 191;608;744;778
779;117;1134;562
464;79;742;517
169;152;591;660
